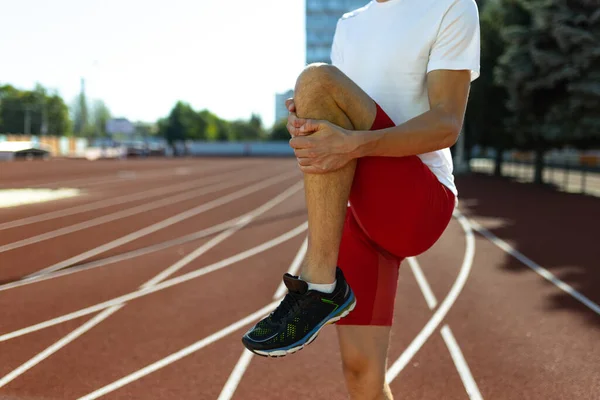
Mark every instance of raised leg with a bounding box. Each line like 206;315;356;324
293;63;376;284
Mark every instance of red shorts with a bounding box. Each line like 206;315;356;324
336;103;456;326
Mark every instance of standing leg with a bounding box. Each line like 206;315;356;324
338;325;394;400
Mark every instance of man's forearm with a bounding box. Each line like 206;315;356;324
349;106;462;158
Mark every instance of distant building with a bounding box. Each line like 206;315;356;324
305;0;367;65
275;89;294;123
106;118;135;136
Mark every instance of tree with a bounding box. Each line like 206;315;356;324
0;84;27;134
269;119;291;141
0;84;71;136
199;109;227;141
495;0;600;183
90;100;111;137
72;81;89;137
164;102;189;149
229;114;264;141
159;104;267;144
465;0;517;176
45;93;72;136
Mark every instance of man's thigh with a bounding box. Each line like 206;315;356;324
337;211;401;326
295;63;378;131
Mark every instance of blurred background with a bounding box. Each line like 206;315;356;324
0;1;599;399
1;0;598;194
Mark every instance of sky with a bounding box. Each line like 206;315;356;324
0;0;306;127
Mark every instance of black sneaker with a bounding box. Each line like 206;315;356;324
242;267;356;357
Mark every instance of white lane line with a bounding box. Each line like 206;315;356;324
1;168;276;254
17;167;179;189
0;218;243;293
77;301;279;400
218;235;308;400
0;165;254;231
408;252;483;398
7;171;143;190
386;212;475;383
217;350;255;400
0;222;308;342
140;181;303;289
0;305;123;388
407;257;438;309
468;219;600;316
440;326;484;400
0;177;300;293
22;163;247;189
27;170;299;278
0;182;304;386
0;204;297;293
273;237;308;299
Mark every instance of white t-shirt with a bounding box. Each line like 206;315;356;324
331;0;481;196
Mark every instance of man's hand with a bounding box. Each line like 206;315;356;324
285;98;308;138
285;98;356;174
290;120;356;174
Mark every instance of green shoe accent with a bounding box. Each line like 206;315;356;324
321;298;339;312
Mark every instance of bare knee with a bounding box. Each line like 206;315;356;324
342;353;390;400
294;63;342;102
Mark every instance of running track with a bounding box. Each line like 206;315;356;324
0;158;598;400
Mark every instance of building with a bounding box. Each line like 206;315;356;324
305;0;368;65
273;1;365;126
274;89;295;123
106;118;135;136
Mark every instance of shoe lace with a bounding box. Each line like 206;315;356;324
270;292;304;323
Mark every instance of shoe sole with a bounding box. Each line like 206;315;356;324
249;295;357;358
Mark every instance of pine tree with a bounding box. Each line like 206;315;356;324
495;0;600;183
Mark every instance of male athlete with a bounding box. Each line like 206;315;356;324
243;0;480;398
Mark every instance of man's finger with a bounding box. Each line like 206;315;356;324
299;165;322;174
294;148;311;158
289;137;313;149
287;122;300;137
285;98;296;112
288;113;306;129
297;157;312;166
299;119;322;134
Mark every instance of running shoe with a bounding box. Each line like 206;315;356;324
242;267;356;357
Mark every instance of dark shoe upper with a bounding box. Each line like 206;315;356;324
242;267;353;352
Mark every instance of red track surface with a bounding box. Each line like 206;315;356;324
0;158;598;400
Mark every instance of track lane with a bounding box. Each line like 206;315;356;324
0;167;297;281
0;181;304;336
1;160;597;399
0;158;246;188
438;233;600;400
0;160;258;234
0;230;307;398
0;160;257;225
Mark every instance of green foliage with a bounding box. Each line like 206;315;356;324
465;0;513;153
269;119;291;141
229;113;265;141
72;85;88;136
90;100;111;137
160;104;265;143
164;101;190;146
0;83;72;136
495;0;600;149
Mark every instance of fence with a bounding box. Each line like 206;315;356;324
0;134;88;157
470;150;600;197
173;141;295;157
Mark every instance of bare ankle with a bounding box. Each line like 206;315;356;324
299;262;336;284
